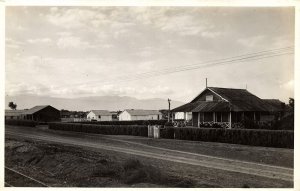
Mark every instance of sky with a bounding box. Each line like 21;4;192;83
5;6;295;103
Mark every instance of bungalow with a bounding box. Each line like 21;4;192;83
22;105;60;122
172;87;284;129
5;110;24;120
119;109;162;121
87;110;112;121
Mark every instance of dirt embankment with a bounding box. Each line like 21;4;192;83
5;138;197;187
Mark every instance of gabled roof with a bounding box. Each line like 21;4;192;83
173;87;282;112
172;101;230;112
124;109;162;116
263;99;285;111
90;110;112;116
23;105;50;115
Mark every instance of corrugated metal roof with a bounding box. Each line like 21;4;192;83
23;105;50;115
173;87;282;112
5;110;25;116
90;110;112;116
172;101;230;112
263;99;285;111
125;109;161;116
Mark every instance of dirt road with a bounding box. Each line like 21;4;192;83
5;125;293;187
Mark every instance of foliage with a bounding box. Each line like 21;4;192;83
49;122;148;137
8;102;17;110
160;127;293;148
289;98;294;108
5;119;37;127
76;120;168;126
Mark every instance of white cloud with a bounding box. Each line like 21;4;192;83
27;38;52;44
6;38;24;49
280;79;294;91
56;36;94;49
237;35;265;48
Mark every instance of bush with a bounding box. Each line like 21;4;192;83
74;120;168;126
48;122;148;137
5;119;38;127
160;127;293;148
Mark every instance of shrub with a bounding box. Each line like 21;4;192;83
74;120;168;126
5;119;38;127
161;127;293;148
48;122;148;137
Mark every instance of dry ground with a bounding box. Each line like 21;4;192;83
5;125;294;188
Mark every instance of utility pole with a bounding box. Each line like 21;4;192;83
206;78;207;88
168;98;171;122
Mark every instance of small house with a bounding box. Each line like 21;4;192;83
87;110;112;121
172;87;284;128
119;109;162;121
5;110;24;120
22;105;60;122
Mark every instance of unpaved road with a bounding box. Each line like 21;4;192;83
5;125;294;187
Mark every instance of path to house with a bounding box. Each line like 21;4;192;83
5;125;294;187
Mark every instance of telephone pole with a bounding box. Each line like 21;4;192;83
168;98;171;122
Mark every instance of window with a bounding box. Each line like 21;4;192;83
206;95;213;101
98;115;101;119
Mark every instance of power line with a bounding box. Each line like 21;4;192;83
7;46;294;94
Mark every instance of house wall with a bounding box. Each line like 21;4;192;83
119;111;132;121
192;112;198;127
131;114;162;120
192;89;223;102
175;112;192;120
87;112;112;121
260;114;275;122
5;115;21;120
119;111;162;121
32;106;60;122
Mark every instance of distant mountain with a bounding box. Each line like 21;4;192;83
5;94;185;111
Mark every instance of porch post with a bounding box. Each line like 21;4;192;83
229;112;232;129
213;112;215;123
198;112;200;127
253;112;256;121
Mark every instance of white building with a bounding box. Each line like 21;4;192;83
119;109;162;121
174;112;192;120
87;110;112;121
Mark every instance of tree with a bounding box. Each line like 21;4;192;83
8;102;17;110
289;98;294;108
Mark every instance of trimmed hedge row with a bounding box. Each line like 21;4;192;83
74;120;169;126
160;127;294;148
5;119;38;127
49;122;148;137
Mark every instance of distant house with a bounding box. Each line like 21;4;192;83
110;111;119;121
87;110;112;121
119;109;162;121
60;110;87;122
5;110;24;120
22;105;60;122
172;87;285;128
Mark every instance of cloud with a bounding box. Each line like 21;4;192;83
6;38;24;49
56;35;94;49
27;38;52;44
47;7;107;29
280;79;294;91
237;35;265;48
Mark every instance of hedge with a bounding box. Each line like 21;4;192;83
49;122;148;137
5;119;38;127
74;120;169;126
160;127;294;148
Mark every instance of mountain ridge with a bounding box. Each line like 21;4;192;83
5;94;185;111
